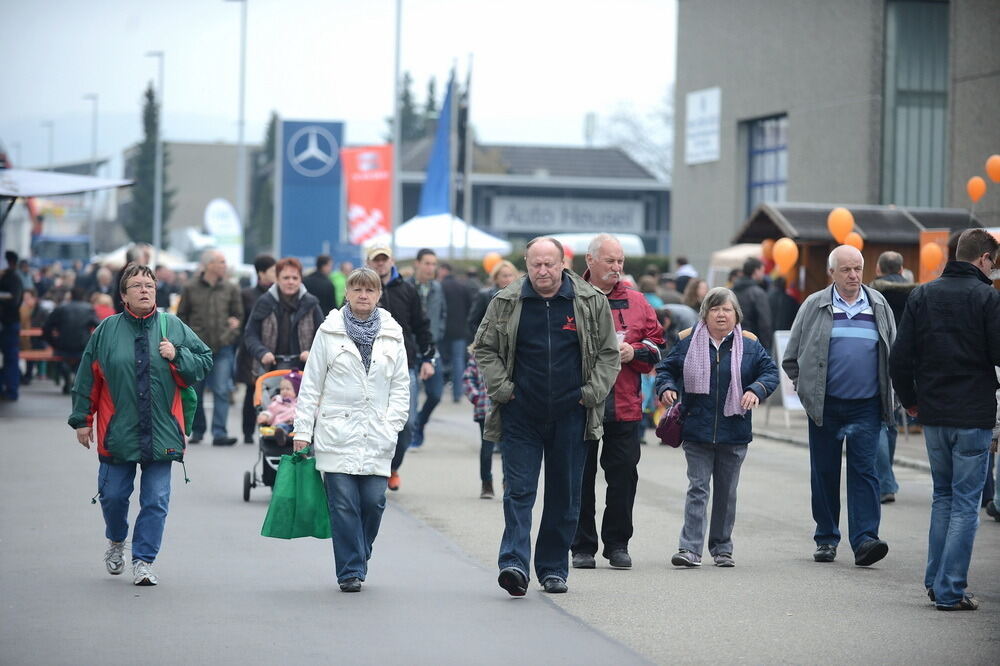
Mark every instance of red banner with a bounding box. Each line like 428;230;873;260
341;145;393;245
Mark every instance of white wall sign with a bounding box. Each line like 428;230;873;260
203;198;244;267
491;196;643;233
685;87;721;165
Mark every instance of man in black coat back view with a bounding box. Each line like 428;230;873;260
303;254;337;316
438;262;474;402
732;257;773;353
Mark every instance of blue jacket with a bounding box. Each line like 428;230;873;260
654;327;778;445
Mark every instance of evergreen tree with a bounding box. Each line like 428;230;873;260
125;82;174;245
422;76;439;132
247;111;277;257
384;71;424;143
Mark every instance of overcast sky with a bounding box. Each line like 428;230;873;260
0;0;676;173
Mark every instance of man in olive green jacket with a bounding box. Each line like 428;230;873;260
474;237;619;596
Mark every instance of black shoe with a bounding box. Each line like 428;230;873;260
212;436;237;446
606;549;632;569
339;578;362;593
541;577;568;594
986;500;1000;522
572;553;596;569
188;433;203;444
813;544;837;562
498;567;527;597
936;594;978;611
854;538;889;566
927;588;936;603
880;493;896;504
243;435;254;444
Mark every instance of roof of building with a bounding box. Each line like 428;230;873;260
733;203;981;245
400;139;658;181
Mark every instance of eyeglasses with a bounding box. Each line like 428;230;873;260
126;282;157;292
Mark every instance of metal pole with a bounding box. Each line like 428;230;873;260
227;0;249;230
84;93;99;258
462;55;473;259
391;0;402;257
147;51;164;267
447;72;457;259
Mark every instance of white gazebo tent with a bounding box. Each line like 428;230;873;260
365;214;511;260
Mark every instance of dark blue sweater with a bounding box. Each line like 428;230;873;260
512;277;583;419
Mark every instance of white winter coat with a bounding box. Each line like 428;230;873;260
294;307;410;477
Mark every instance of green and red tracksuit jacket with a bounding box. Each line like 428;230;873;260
68;308;213;464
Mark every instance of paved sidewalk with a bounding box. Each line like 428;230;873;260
756;402;930;472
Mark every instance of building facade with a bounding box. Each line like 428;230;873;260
672;0;1000;273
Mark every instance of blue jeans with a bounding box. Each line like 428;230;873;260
413;362;444;445
98;461;172;563
324;473;388;583
192;344;235;438
499;400;587;583
0;321;20;400
391;368;419;470
807;395;882;552
876;423;899;495
923;426;991;606
444;338;467;402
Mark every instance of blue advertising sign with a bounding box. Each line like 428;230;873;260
275;120;350;261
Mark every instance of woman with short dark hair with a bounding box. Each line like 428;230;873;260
654;287;778;567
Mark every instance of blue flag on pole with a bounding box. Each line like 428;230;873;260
418;75;453;216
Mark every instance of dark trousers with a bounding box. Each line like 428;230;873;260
478;420;501;483
498;401;587;583
807;395;882;552
242;383;256;440
572;420;642;556
0;321;20;400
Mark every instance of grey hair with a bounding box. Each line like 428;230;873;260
200;248;223;267
827;245;864;271
699;287;743;325
586;233;619;257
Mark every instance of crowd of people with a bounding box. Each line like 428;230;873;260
4;229;997;608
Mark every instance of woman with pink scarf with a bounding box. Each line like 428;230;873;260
654;287;778;568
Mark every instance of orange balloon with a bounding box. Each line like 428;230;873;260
827;207;854;243
920;242;944;272
482;252;502;273
844;231;864;250
967;176;987;203
761;239;775;262
772;238;799;273
986;155;1000;184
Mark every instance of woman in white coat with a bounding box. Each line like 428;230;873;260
293;268;410;592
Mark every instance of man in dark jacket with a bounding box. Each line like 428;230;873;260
236;254;275;443
572;234;664;571
176;250;243;445
43;286;100;394
732;257;773;353
439;262;473;403
0;250;24;400
890;228;1000;611
366;246;435;491
303;254;337;316
406;249;446;448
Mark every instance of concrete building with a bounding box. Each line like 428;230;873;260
671;0;1000;274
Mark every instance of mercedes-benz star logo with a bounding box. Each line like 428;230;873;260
286;125;339;177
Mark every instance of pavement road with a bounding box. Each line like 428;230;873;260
2;381;998;665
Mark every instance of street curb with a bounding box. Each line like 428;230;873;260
754;429;932;474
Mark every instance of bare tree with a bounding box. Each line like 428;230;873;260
598;85;673;184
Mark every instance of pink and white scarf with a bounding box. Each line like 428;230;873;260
683;321;746;417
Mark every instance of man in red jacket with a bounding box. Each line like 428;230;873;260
572;234;665;569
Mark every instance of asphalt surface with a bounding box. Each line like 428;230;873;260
2;380;999;664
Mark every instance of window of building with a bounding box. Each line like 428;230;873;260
881;0;949;207
746;115;788;215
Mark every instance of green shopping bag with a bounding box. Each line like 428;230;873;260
260;446;332;539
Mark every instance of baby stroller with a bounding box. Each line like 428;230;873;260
242;364;299;501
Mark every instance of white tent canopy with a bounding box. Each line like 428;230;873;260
364;214;512;260
706;243;762;287
550;233;647;256
0;168;131;198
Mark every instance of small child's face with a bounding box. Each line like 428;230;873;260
279;379;296;399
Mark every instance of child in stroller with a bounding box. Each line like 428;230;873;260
242;368;302;501
257;371;301;447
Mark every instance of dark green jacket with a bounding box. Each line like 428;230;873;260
176;272;243;353
69;310;213;463
474;271;620;442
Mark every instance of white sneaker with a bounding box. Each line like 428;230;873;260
104;541;125;576
132;560;158;586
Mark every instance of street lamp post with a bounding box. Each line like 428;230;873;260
83;93;99;258
226;0;249;231
146;51;165;267
41;120;54;170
